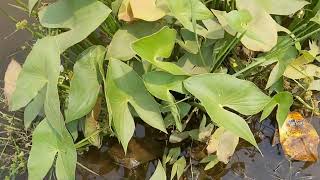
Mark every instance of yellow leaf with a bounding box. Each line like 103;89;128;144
84;97;102;148
279;112;319;161
118;0;135;22
4;59;22;104
130;0;165;21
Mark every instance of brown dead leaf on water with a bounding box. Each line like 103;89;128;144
84;97;102;148
4;59;22;104
279;112;319;161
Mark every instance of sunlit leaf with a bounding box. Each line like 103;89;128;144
28;119;76;180
255;0;309;15
132;27;189;75
280;112;319;161
170;156;186;180
130;0;165;21
266;45;298;88
260;92;293;127
169;131;190;143
150;161;166;180
143;71;188;131
213;4;278;52
284;57;320;79
65;46;106;123
308;80;320;91
206;127;224;154
184;74;270;148
106;59;167;151
107;30;136;61
4;59;21;104
165;0;213;37
204;157;219;170
10;0;111;135
118;0;134;22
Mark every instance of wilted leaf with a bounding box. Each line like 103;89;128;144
308;80;320;91
170;156;186;180
213;3;278;52
260;92;293;127
217;130;239;163
132;27;189;75
65;46;106;123
118;0;134;22
130;0;165;21
184;74;270;148
4;59;22;104
150;161;166;180
84;97;102;148
143;71;188;131
284;63;320;79
280;112;319;161
106;59;166;152
207;127;239;164
28;119;76;180
207;127;225;154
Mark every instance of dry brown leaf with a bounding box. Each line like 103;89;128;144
280;112;319;161
130;0;165;21
206;127;224;154
84;97;102;148
4;59;22;104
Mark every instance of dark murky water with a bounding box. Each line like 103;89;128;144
1;1;320;179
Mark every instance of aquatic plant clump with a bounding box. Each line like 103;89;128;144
3;0;320;179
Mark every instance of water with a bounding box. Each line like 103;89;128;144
1;1;320;179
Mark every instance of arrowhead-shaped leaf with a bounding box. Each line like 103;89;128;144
106;60;167;152
65;46;106;123
184;73;270;148
143;71;188;131
260;92;293;127
132;26;189;75
28;119;76;180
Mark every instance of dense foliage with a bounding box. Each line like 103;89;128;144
4;0;320;179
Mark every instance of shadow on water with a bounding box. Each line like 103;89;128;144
1;1;320;179
76;118;320;180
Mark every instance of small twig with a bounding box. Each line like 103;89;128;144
76;162;100;176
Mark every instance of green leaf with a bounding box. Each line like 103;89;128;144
184;74;270;148
266;46;298;88
163;102;191;128
143;71;188;131
165;0;214;37
255;0;309;15
10;0;111;135
106;59;166;152
106;30;136;61
28;0;39;14
200;155;217;163
132;27;189;75
65;46;106;123
24;87;45;129
170;156;186;180
176;29;198;54
150;161;167;180
165;147;181;165
260;92;293;127
28;119;76;180
204;157;219;170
